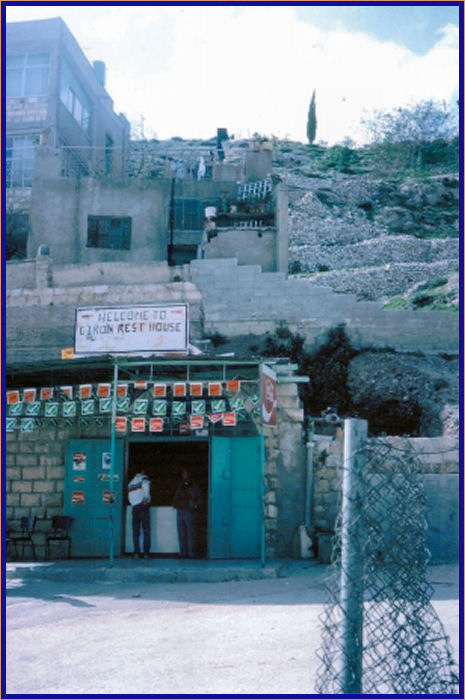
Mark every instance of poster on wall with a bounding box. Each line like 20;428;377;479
72;491;85;504
150;418;164;432
261;364;277;427
115;417;128;432
72;452;87;471
102;453;112;470
75;304;189;354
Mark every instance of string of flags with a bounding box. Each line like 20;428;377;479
6;379;261;434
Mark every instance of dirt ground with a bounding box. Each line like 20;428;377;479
4;563;459;695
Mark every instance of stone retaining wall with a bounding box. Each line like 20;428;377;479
6;280;203;364
292;260;459;300
290;236;458;273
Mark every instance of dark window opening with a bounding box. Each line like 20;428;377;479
171;244;198;266
6;213;29;260
87;216;131;250
105;134;114;175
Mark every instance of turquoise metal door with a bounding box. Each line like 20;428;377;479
64;439;124;557
209;436;262;559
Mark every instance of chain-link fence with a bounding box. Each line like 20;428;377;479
316;419;459;695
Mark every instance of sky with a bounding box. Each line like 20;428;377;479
4;3;461;144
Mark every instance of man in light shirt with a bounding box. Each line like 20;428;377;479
128;470;151;558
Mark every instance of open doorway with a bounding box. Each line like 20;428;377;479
127;440;209;557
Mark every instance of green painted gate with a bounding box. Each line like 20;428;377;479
64;439;124;557
209;436;262;559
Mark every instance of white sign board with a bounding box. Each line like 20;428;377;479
75;305;189;355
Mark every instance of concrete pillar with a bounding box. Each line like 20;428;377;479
35;248;52;288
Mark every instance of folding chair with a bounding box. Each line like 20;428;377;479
9;517;37;560
46;516;73;560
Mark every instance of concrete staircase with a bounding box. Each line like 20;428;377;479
190;258;459;354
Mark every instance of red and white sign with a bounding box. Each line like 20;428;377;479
40;387;54;400
61;386;73;399
261;364;277;427
117;384;128;397
190;415;204;429
115;417;128;432
23;388;37;403
227;379;240;392
189;382;203;396
150;417;164;432
72;491;85;505
97;383;111;397
208;413;223;424
134;380;147;391
208;382;222;397
173;383;186;397
131;417;146;432
153;383;167;397
79;384;92;399
222;412;236;426
7;391;20;404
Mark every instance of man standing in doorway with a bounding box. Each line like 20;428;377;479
128;470;151;558
173;470;202;558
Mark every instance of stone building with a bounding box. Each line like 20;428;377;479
6;17;130;257
24;146;288;271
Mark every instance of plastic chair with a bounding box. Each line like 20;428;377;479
9;517;37;560
46;516;73;560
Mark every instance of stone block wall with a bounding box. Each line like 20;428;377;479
6;187;32;212
311;432;459;562
5;420;111;556
6;273;204;364
262;377;307;558
6;96;49;123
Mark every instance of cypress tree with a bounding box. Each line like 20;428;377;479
307;89;317;145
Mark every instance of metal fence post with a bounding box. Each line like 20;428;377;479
340;418;368;694
109;361;118;566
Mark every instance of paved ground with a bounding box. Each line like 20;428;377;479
4;560;460;695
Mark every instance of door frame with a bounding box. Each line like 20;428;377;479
125;435;209;554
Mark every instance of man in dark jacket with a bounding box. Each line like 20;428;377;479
173;469;202;557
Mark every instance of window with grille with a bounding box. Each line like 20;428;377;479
173;199;219;230
6;135;38;187
87;216;131;250
6;53;50;97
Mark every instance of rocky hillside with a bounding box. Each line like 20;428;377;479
129;136;459;310
272;140;459;309
128;137;459;437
